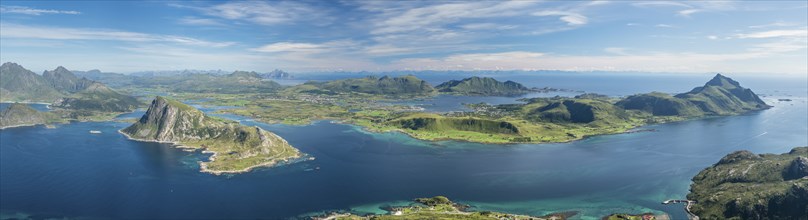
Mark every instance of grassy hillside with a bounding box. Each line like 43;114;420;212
687;147;808;219
436;76;531;96
618;74;769;116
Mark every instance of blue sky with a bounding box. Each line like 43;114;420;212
0;1;806;75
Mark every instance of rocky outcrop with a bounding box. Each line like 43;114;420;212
121;96;302;174
687;147;808;219
784;156;808;180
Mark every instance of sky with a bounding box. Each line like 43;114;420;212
0;1;806;75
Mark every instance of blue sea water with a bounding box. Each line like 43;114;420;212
1;74;806;219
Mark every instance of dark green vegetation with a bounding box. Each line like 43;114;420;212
121;96;302;174
617;74;769;117
365;74;768;143
435;76;531;96
0;103;62;129
0;62;140;115
328;196;569;220
304;75;435;96
687;147;808;219
208;74;768;144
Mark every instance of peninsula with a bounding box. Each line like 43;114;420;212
120;96;302;174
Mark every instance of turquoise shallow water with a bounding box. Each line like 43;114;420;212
1;74;806;219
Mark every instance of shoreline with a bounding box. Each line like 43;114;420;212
0;123;45;130
118;129;304;175
0;101;52;105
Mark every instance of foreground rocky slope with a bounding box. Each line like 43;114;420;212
687;147;808;219
121;96;302;174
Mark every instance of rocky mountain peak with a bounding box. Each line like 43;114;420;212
705;73;742;89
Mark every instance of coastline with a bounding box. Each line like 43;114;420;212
0;123;45;130
0;101;52;105
118;129;304;175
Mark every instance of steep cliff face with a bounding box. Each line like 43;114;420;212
687;147;808;219
435;76;531;96
121;97;302;174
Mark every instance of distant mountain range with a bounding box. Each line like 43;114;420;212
304;75;436;96
0;62;140;112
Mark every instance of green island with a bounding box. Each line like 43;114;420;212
120;96;303;174
687;147;808;219
0;103;65;129
316;196;665;220
202;73;768;144
435;76;533;96
0;62;142;128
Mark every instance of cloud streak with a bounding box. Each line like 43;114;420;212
0;5;80;15
0;23;235;47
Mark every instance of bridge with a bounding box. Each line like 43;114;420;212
662;199;699;220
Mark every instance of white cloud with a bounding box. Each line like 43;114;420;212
748;21;797;29
532;11;588;26
604;47;630;55
387;50;792;73
631;1;736;17
735;29;808;39
368;1;537;35
460;23;517;30
197;1;330;26
707;35;719;40
655;24;675;28
178;17;225;26
0;23;235;47
0;5;80;15
251;42;325;53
